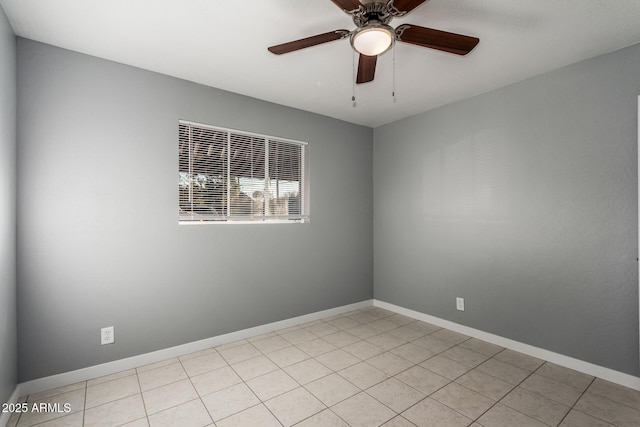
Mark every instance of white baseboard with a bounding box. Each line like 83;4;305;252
374;299;640;391
15;300;373;397
12;297;640;404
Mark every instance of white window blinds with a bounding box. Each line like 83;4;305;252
179;121;307;223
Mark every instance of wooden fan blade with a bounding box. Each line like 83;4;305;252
389;0;428;14
356;54;377;84
268;30;350;55
396;24;479;55
330;0;362;14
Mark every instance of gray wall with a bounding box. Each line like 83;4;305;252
12;34;640;382
16;39;373;381
374;43;640;375
0;3;17;405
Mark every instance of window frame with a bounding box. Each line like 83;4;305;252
178;120;309;224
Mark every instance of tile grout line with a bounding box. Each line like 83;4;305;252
236;349;291;427
132;369;150;426
127;355;221;424
217;342;289;426
316;320;460;424
278;328;339;413
212;343;335;426
347;335;474;425
82;381;87;427
277;317;392;426
475;355;600;427
321;312;402;426
180;349;225;426
555;376;596;427
468;357;541;426
580;379;640;412
559;376;638;427
399;343;554;426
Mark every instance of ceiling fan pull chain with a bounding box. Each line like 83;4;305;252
352;50;357;105
392;43;396;102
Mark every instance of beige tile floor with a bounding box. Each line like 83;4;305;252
7;307;640;427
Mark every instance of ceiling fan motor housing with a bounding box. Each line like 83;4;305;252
352;1;393;27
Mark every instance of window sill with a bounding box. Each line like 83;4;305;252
179;218;308;225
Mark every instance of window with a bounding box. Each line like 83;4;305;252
179;120;308;223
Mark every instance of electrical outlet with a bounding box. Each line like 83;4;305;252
456;297;465;311
101;326;114;345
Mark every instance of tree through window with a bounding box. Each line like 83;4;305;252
179;121;308;223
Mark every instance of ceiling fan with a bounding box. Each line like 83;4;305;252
268;0;479;84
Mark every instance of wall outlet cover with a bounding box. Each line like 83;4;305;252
456;298;465;311
101;326;115;345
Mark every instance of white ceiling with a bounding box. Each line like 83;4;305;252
2;0;640;128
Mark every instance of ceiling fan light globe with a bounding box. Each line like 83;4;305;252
351;26;394;56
